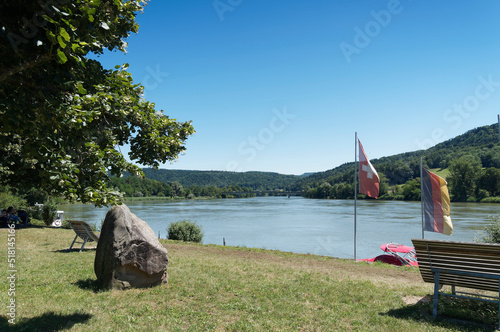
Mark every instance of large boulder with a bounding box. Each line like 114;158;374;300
94;204;168;290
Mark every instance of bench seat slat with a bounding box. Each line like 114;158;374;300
418;251;500;261
417;261;500;276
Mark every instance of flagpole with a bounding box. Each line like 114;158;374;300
354;132;358;260
420;157;424;239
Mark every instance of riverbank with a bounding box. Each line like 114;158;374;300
1;227;497;330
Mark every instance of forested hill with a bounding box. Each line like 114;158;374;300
294;123;500;191
142;169;301;191
118;123;499;199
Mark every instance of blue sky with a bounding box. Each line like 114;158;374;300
95;0;500;175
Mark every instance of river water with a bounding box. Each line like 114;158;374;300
59;197;500;260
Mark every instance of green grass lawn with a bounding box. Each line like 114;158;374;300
0;227;497;331
429;168;451;180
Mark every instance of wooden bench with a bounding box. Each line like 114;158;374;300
412;239;500;326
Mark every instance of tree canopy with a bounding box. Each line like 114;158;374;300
0;0;195;206
448;155;482;201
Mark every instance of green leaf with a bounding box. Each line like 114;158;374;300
76;83;87;94
46;31;57;44
42;15;56;24
59;27;70;42
57;36;66;49
56;49;68;64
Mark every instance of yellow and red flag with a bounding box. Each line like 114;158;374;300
421;167;453;235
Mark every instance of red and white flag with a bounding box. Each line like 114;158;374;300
358;139;380;199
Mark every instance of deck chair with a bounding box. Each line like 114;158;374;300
67;220;100;252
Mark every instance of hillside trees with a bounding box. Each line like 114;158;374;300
481;147;500;168
478;168;500;197
447;156;482;201
298;124;500;201
0;0;194;206
142;169;300;190
107;175;259;199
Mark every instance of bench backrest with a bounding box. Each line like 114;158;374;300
412;239;500;292
68;220;99;242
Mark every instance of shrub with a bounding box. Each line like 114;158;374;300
480;197;500;203
476;189;489;201
43;202;59;226
29;200;59;226
22;188;49;206
476;215;500;244
402;178;421;201
466;196;477;203
167;220;203;243
0;191;27;211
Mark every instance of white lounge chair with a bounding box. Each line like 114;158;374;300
67;220;100;252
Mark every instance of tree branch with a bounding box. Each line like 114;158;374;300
0;53;51;83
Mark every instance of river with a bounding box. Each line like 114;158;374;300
59;197;500;260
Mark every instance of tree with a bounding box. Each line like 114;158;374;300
378;172;389;197
478;167;500;197
0;1;195;206
448;156;482;201
318;182;332;198
480;148;500;168
170;182;184;197
402;178;420;201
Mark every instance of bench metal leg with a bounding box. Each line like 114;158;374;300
433;270;441;318
68;235;79;251
79;237;89;252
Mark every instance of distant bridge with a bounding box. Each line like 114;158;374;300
221;191;304;198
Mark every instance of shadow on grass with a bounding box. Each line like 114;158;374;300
52;248;97;254
74;278;106;293
15;224;68;229
383;296;498;331
0;311;92;331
